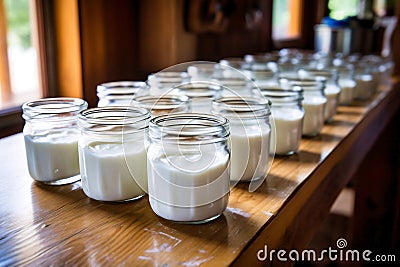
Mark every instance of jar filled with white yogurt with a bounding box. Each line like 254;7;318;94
258;86;304;156
78;107;150;202
147;71;190;95
280;76;327;137
172;82;222;113
97;81;149;107
334;64;356;105
298;68;341;122
22;97;88;185
212;97;272;182
131;95;191;116
146;113;230;223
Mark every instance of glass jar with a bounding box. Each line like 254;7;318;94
212;97;272;182
298;68;340;122
249;62;279;87
131;95;191;116
280;76;327;137
97;81;149;107
187;62;223;82
334;64;356;105
173;82;222;113
147;71;190;96
214;76;253;97
353;63;374;100
146;113;230;223
78;107;150;202
258;86;304;156
22;97;88;185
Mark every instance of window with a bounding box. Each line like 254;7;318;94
328;0;358;20
272;0;302;40
0;0;41;110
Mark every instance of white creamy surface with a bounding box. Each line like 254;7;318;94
339;79;356;105
147;148;230;222
24;130;80;182
302;98;327;136
324;85;340;121
271;109;303;155
79;142;147;201
230;125;270;181
354;77;374;100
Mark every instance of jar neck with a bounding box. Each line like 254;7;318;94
211;97;271;120
148;113;229;145
22;97;88;122
78;107;150;135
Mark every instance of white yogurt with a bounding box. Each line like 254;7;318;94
354;75;374;100
339;80;356;105
79;142;147;202
271;109;303;155
302;98;326;136
24;130;80;182
230;125;270;181
147;149;230;222
324;85;340;122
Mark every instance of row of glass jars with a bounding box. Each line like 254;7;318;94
22;95;272;223
22;52;392;223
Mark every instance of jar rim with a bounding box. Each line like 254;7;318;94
132;95;190;111
148;113;230;144
22;97;88;120
78;106;150;133
172;82;222;98
212;96;271;119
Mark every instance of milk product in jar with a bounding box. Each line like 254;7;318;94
271;109;303;155
324;84;340;122
79;142;146;201
147;149;230;222
146;113;230;223
354;75;374;100
230;125;270;181
24;130;80;182
302;98;326;136
339;80;356;105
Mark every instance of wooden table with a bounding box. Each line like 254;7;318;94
1;81;399;266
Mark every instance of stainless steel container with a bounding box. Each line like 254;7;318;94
314;24;352;55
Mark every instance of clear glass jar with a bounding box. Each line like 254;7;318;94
187;62;223;82
147;71;190;96
146;113;230;223
78;107;150;202
97;81;149;107
334;64;356;105
249;62;279;87
258;86;304;156
280;76;327;137
353;64;374;100
298;68;340;122
214;76;253;97
173;82;222;113
212;97;272;182
131;95;191;116
22;98;88;185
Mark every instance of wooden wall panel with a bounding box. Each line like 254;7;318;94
79;0;140;107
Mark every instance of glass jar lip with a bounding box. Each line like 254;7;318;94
78;106;150;132
279;75;326;90
148;113;230;144
212;96;271;118
132;95;190;111
172;82;222;98
257;87;304;101
97;81;147;96
22;97;88;120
